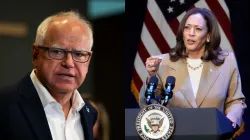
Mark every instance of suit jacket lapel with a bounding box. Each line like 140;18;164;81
80;106;93;140
196;61;220;107
167;59;197;108
18;74;52;140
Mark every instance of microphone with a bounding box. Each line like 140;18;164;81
145;76;158;105
162;76;175;106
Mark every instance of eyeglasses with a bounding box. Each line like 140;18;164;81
37;46;92;63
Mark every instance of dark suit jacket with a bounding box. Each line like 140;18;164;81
0;74;98;140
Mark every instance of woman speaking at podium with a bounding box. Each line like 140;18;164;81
139;8;246;139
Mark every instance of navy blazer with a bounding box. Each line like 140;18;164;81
0;74;97;140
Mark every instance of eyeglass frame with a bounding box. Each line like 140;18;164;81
36;46;92;63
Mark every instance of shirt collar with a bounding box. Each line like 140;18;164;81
30;69;85;111
71;90;85;111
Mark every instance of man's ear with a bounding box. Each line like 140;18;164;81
88;53;92;63
32;45;39;68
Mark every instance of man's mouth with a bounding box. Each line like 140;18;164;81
57;74;74;78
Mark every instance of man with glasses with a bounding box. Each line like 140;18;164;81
0;11;97;140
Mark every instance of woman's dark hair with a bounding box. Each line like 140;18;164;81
170;8;226;66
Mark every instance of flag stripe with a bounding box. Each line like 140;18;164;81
177;11;186;22
168;18;179;36
132;68;143;94
138;41;150;65
218;0;230;19
141;24;162;56
144;9;171;53
205;0;234;49
148;0;176;48
195;0;233;51
131;79;140;101
133;53;147;87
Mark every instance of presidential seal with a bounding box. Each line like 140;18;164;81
135;104;175;140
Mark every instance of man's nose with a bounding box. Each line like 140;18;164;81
62;53;74;68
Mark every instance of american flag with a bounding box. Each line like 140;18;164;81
131;0;234;102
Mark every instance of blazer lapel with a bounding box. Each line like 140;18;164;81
18;74;52;140
167;60;197;108
80;106;93;140
196;61;220;107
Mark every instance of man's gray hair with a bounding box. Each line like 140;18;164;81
34;11;93;49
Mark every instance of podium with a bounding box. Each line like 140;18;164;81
125;108;235;140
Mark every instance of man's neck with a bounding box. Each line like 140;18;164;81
51;92;73;119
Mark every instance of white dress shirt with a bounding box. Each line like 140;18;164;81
30;70;85;140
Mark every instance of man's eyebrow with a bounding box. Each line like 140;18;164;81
50;44;65;49
51;44;90;52
73;47;92;52
72;48;85;52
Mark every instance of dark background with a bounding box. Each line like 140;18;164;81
125;0;250;139
0;0;123;139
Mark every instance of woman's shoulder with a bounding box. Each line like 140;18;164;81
219;50;238;69
219;50;236;60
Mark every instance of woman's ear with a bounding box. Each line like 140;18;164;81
206;34;211;43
